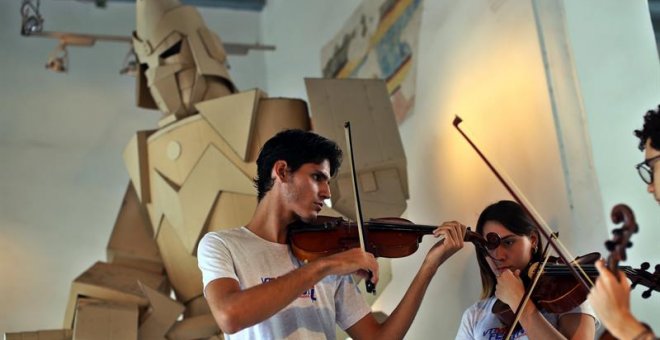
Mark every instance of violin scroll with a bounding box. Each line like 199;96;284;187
605;204;639;270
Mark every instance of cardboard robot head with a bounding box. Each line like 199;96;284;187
132;0;237;120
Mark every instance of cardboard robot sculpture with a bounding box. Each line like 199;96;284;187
58;0;409;338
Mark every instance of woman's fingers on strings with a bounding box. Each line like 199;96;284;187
595;259;616;285
618;271;630;290
594;259;606;273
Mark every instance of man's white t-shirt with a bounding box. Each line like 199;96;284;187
197;227;371;340
455;296;598;340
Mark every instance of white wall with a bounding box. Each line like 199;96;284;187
262;0;360;99
0;1;265;333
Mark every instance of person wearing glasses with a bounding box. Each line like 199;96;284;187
634;106;660;204
587;106;659;340
455;200;597;339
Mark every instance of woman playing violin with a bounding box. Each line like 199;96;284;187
456;200;597;339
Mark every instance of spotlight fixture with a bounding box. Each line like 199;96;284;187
20;0;276;74
45;43;68;73
20;0;44;35
42;34;95;73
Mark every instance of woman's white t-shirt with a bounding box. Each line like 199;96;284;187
456;296;598;339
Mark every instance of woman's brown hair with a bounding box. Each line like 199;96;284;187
475;200;543;299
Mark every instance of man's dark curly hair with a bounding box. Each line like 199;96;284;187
634;105;660;151
254;129;342;201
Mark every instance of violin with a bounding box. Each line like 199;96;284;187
491;205;660;330
288;216;496;262
492;251;660;327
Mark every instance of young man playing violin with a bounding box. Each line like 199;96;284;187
197;129;467;339
587;106;660;340
456;200;597;339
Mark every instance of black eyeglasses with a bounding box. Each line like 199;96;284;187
635;155;660;185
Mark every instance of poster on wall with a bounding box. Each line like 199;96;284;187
321;0;423;124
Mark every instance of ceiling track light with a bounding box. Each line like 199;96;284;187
21;0;276;74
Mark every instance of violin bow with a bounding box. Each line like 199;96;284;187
344;121;376;294
453;115;594;339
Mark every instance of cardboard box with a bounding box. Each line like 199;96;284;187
4;329;72;340
305;78;409;220
138;282;185;340
72;298;137;340
63;262;168;328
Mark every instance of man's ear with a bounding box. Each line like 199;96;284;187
272;160;289;183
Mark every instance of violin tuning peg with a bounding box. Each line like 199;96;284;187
612;228;622;236
640;262;650;271
627;241;633;248
654;264;660;274
642;288;652;299
605;241;616;251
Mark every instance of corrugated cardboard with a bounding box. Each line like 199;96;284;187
204;192;256;236
197;90;264;161
304;78;409;220
182;296;210;318
174;145;256;254
63;262;167;328
155;218;202;303
107;183;163;274
72;298;137;340
147;115;255;186
135;63;159;111
166;314;220;340
123;130;153;204
246;98;310;162
138;282;185;340
4;329;72;340
146;115;256;204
